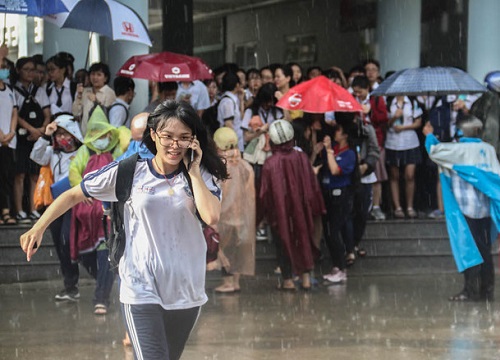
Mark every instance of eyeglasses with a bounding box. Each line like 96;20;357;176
155;132;193;148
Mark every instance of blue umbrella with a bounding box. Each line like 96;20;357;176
371;67;487;97
0;0;67;16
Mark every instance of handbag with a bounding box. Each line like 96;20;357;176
203;225;220;263
34;165;54;210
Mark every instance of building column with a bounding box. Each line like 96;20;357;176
467;0;500;82
102;0;150;120
43;21;89;70
375;0;422;75
162;0;193;55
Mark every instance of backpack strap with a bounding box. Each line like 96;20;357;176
115;153;139;202
108;102;130;125
180;162;207;227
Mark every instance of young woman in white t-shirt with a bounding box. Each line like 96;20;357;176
20;100;229;360
385;96;423;219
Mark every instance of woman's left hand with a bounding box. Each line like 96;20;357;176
185;135;202;174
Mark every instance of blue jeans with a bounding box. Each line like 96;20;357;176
80;247;115;306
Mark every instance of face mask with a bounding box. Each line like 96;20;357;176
57;137;76;152
92;137;110;150
0;69;10;81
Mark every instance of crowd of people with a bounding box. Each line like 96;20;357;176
13;42;500;358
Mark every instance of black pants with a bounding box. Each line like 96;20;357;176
122;303;200;360
353;183;373;247
49;209;79;291
0;146;15;210
461;216;494;299
322;187;353;270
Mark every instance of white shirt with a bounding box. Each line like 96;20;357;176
46;78;73;114
385;97;423;151
218;91;244;151
0;84;17;149
108;98;130;128
81;158;221;310
176;80;210;111
241;106;283;130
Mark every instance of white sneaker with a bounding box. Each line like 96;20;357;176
370;207;386;220
29;210;41;221
324;270;347;284
323;267;340;279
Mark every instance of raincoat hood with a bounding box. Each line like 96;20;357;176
83;105;119;153
55;114;84;143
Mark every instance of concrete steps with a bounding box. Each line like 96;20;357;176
0;219;485;283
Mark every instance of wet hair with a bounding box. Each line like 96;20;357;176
351;75;370;89
158;81;178;93
143;100;229;180
74;68;88;84
274;64;295;87
221;71;240;92
46;55;69;78
88;62;111;84
363;59;380;70
287;62;304;80
246;68;260;81
291;117;312;155
306;66;322;77
14;57;35;83
56;52;75;76
251;82;277;116
113;76;135;96
32;54;44;66
348;65;366;77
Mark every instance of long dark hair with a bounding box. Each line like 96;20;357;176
143;100;229;180
250;82;278;117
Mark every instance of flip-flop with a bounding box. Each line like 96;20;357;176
94;304;107;315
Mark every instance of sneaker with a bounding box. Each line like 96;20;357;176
16;211;31;224
370;207;386;220
54;288;80;302
428;209;444;219
29;210;41;221
323;267;340;280
324;270;347;284
256;228;268;241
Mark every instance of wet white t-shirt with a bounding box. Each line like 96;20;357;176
81;158;221;310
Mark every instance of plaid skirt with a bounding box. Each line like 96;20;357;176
385;146;422;167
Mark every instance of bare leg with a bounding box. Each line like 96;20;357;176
404;164;416;209
13;173;25;213
389;166;401;210
373;182;382;207
436;177;444;212
29;174;38;213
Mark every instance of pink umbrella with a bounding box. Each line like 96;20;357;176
117;51;213;82
276;76;362;113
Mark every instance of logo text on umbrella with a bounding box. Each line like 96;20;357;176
288;93;302;108
336;100;354;109
122;22;138;38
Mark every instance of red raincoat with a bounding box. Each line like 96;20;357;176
259;141;325;274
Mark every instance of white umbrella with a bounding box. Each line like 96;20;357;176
45;0;151;47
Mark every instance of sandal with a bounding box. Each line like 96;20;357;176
407;208;417;219
94;304;107;315
394;208;405;219
346;253;356;266
355;247;367;257
2;212;16;225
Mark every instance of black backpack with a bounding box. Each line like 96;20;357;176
428;96;452;142
201;103;220;136
15;85;44;129
105;153;138;269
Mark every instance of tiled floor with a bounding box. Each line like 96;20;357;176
1;273;500;360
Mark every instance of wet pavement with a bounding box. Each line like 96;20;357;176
1;273;500;360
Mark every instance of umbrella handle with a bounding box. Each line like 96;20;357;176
85;32;93;68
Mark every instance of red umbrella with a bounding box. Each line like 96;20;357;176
276;75;362;113
117;51;213;82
